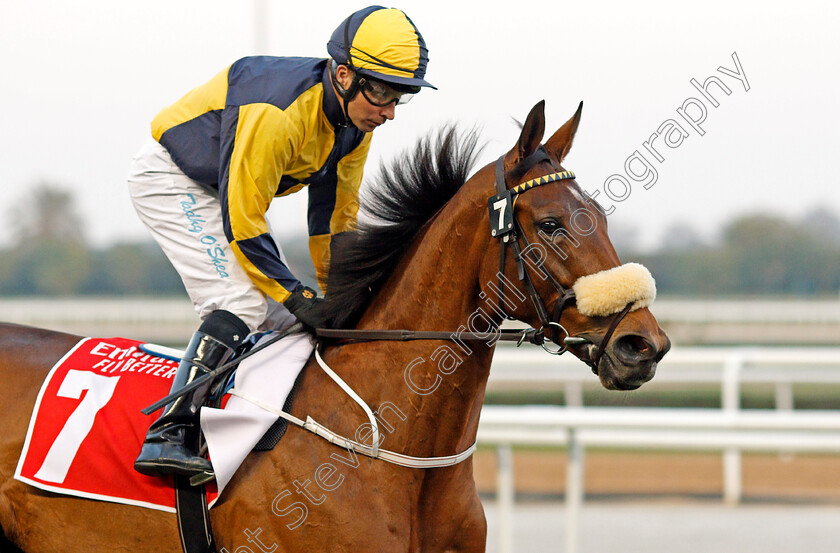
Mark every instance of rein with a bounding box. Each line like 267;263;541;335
315;327;547;345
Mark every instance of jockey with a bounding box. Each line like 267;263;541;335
130;6;434;480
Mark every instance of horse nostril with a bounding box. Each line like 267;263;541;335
615;334;656;362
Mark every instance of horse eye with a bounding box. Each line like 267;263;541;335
538;220;559;233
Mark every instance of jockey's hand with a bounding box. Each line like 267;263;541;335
284;285;330;330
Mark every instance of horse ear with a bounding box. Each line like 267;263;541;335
511;100;546;163
545;101;583;163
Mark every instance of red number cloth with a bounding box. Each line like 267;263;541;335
14;337;218;512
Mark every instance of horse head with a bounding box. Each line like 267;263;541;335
477;100;671;390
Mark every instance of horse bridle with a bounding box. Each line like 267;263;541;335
488;148;633;373
310;149;635;375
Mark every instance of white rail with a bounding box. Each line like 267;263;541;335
489;345;840;507
488;346;840;406
477;406;840;553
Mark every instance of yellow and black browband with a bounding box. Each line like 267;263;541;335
510;171;576;196
489;167;578;239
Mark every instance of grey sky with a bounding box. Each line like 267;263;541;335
1;0;838;249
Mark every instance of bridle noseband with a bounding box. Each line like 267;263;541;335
488;148;633;373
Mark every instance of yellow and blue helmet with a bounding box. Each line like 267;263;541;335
327;6;436;90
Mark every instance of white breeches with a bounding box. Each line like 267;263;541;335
127;138;293;333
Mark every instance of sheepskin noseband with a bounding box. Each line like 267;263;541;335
572;263;657;317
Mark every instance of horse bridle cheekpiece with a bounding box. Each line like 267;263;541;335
488;148;656;373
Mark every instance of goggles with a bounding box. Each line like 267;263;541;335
357;77;417;106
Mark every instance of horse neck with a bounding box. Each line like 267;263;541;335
347;178;498;455
362;187;491;331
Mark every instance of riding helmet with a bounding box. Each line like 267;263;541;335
327;6;436;90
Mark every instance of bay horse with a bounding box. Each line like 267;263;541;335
0;101;669;552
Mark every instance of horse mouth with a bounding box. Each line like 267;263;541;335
600;359;658;390
596;353;658;391
565;340;659;391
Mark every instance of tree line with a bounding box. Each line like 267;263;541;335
631;209;840;296
1;184;838;297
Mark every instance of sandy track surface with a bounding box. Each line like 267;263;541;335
472;449;840;502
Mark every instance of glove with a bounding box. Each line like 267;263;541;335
283;285;330;330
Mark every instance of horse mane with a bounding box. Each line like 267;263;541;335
326;125;483;328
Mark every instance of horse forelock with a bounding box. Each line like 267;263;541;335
325;125;484;328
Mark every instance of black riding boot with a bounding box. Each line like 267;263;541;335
134;310;248;479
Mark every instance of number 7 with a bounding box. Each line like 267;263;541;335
34;370;120;483
493;198;507;231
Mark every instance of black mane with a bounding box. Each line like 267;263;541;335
325;125;483;328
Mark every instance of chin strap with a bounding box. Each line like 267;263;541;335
329;61;358;128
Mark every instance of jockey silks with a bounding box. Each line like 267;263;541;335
151;56;372;298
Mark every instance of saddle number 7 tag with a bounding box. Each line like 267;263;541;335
488;191;514;238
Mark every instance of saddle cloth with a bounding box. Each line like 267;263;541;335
14;332;313;512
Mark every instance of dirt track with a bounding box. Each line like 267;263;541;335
472;450;840;502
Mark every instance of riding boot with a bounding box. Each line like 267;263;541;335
134;310;249;479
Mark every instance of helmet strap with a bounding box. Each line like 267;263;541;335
329;60;359;128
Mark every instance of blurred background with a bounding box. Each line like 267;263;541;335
1;1;839;552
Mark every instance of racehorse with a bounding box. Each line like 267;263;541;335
0;101;669;552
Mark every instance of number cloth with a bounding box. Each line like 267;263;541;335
14;337;220;512
14;331;314;510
